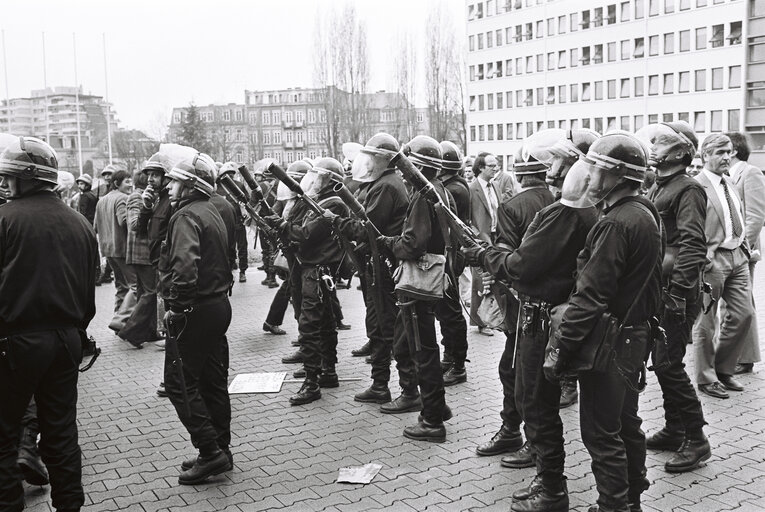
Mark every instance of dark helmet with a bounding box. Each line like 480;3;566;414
218;161;238;179
586;132;648;183
513;146;548;176
167;152;217;196
635;121;697;168
313;157;345;182
364;133;400;154
286;160;312;181
664;121;698;153
407;135;442;172
0;136;58;185
141;152;171;175
439;141;463;174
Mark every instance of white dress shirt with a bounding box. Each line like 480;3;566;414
701;168;745;250
477;175;498;232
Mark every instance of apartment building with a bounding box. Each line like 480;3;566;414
466;0;765;169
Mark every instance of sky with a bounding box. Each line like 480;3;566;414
1;0;464;138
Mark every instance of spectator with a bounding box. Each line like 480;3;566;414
687;154;703;177
693;134;754;398
76;174;98;225
726;132;765;374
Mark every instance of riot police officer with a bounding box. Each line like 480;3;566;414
159;150;234;485
544;133;662;512
640;122;711;472
0;135;98;512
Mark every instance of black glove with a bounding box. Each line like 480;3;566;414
321;210;339;225
662;288;686;323
543;344;570;383
263;214;286;230
461;245;486;267
376;235;396;251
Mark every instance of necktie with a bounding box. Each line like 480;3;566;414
721;178;742;238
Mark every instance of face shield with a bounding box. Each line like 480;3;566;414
523;129;590;186
276;181;296;201
559;159;596;209
635;124;693;169
300;169;318;194
351;147;397;183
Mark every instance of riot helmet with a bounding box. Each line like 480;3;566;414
352;133;400;183
635;121;697;169
514;145;548;176
167;152;217;196
439;141;464;175
302;157;344;198
141;152;171;175
0;136;59;186
527;129;600;187
218;161;238;180
278;160;312;200
407;135;442;176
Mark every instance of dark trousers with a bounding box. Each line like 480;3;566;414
234;228;248;272
120;264;158;343
0;329;84;512
266;278;292;326
655;298;706;434
165;298;232;453
580;367;648;511
435;278;468;364
107;256;134;313
516;301;564;483
298;266;339;371
398;293;446;423
497;289;522;430
360;266;400;385
258;232;275;276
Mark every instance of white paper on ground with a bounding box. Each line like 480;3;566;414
337;463;382;484
228;372;286;394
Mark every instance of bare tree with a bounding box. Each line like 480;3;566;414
392;29;419;141
425;1;466;148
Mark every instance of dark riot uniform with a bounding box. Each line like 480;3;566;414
159;191;233;457
337;171;414;390
282;192;349;377
385;179;451;423
436;173;470;370
491;185;554;434
210;192;238;272
647;172;708;437
0;191;97;512
224;193;249;273
557;196;662;511
483;200;597;490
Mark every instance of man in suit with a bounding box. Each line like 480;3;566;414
727;132;765;374
693;134;754;398
469;152;500;336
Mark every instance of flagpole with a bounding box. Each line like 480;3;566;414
73;33;83;176
42;32;49;143
2;30;11;134
102;32;112;165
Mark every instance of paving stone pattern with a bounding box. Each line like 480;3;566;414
22;264;765;511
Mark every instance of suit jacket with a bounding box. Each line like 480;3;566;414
469;178;499;243
730;160;765;261
695;171;747;262
494;171;521;201
94;190;128;258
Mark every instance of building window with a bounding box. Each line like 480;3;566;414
547;18;555;36
570;48;579;67
711;67;723;90
593;45;603;64
607;117;617;132
262;111;270;125
285;111;293;123
634;115;645;130
506;123;514;140
525;56;533;73
224;110;231;122
478;95;485;111
536;87;544;105
621;1;630;21
263;151;271;159
536;54;544;72
497;123;504;140
620;78;630;97
487;30;494;48
488;125;494;141
607;80;616;99
649;0;659;16
488;94;494;110
173;112;181;124
516;57;523;74
263;132;271;145
477;33;484;50
296;130;304;143
593;7;603;27
470;126;476;142
273;151;282;162
710;24;724;48
678;71;690;92
496;28;503;46
559;85;567;103
634;38;645;58
608;42;617;62
236;129;243;142
273;131;281;144
235;110;243;122
621;116;630;131
608;4;617;24
479;125;485;141
710;110;722;132
582;82;591;101
296;110;304;124
558;15;567;33
308;110;316;123
469;35;475;52
547;86;556;104
728;21;742;45
664;73;674;94
548;52;556;70
635;76;645;96
728;109;740;131
665;0;675;13
581;10;590;30
621;40;631;60
506;91;513;108
526;22;533;40
664;33;675;54
581;47;590;66
678;112;689;123
285;131;293;143
272;111;281;124
649;75;659;95
680;0;691;9
570;83;579;102
536;20;544;38
308;130;317;143
496;60;504;78
570;12;579;32
594;81;603;100
679;30;690;52
694;111;705;132
663;113;674;122
695;69;706;91
581;119;591;129
526;89;533;106
595;118;604;133
729;66;741;88
635;0;645;18
249;112;257;125
285;151;294;162
649;35;659;56
497;92;503;109
696;27;707;50
558;50;567;68
516;91;524;107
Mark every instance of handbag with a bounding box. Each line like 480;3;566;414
393;253;447;301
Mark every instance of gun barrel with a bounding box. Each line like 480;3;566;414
268;162;323;215
237;164;259;192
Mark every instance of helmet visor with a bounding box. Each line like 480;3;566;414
351;149;392;183
300;169;318;194
635;124;693;168
559;159;598;209
522;129;567;165
276;181;296;201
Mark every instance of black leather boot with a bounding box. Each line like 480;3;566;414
443;362;467;386
418;404;453;423
318;365;339;388
354;382;392;403
403;418;446;443
181;448;233;471
559;376;578;408
351;341;371;357
440;352;454;373
512;475;542;501
501;441;535;468
17;427;49;486
293;367;306;379
281;349;305;364
510;477;568;512
665;437;711;473
178;447;232;485
380;392;422;414
290;370;322;405
646;427;685;451
476;424;523;456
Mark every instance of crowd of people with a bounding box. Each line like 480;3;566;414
0;121;762;512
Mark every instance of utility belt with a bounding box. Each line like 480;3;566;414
519;295;552;338
304;263;339;295
165;292;228;314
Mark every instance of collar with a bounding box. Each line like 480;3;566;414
477;175;491;187
701;168;725;185
602;193;641;215
655;170;687;186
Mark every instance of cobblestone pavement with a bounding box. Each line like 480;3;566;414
23;265;765;512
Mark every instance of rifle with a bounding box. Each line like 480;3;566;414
267;162;365;275
390;149;483;249
237;164;276;217
333;182;391;329
218;173;281;247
